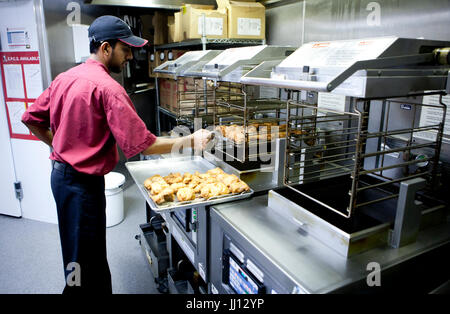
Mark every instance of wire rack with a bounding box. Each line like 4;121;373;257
173;79;255;128
284;93;447;218
174;77;215;127
212;83;296;163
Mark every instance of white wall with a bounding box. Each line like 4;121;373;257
0;69;21;218
0;0;57;224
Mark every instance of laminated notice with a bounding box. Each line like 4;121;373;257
414;93;450;143
237;18;261;36
318;92;346;113
198;17;223;36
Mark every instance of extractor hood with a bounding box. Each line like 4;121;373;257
85;0;217;10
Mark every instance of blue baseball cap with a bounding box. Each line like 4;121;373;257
88;15;148;47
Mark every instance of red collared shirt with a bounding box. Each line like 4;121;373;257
22;58;156;175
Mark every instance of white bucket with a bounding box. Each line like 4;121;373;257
104;172;126;227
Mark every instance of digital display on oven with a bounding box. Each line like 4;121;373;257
229;256;260;294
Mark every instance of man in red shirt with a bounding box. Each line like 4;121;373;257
21;15;210;294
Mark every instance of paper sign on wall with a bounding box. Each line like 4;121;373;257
0;51;42;140
6;27;31;50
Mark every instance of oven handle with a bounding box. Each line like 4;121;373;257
240;76;329;92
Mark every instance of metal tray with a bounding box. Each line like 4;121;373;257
125;156;254;213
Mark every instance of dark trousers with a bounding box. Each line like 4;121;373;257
51;161;112;294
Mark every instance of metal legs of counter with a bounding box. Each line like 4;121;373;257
138;202;209;294
138;219;170;293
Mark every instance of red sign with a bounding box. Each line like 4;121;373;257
0;51;41;140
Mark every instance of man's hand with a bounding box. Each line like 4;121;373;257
192;129;213;151
23;123;53;148
142;129;213;156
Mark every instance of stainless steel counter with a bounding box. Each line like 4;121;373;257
212;195;450;293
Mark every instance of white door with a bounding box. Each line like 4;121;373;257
0;79;22;217
0;0;56;223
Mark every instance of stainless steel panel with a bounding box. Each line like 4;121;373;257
201;46;296;82
267;190;391;257
87;0;216;10
211;194;450;293
266;1;304;46
43;0;119;80
279;0;450;168
34;0;52;89
303;0;450;43
125;156;253;213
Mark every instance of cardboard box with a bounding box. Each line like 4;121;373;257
181;4;227;40
217;0;265;39
168;15;175;43
174;12;183;42
159;78;180;112
159;77;214;114
140;14;154;42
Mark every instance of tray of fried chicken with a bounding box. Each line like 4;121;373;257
215;123;305;146
143;169;252;212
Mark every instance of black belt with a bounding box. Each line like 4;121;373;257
53;160;77;173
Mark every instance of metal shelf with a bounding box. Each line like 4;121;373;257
158;106;177;119
155;38;265;50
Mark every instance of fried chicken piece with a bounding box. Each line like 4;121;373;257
200;183;229;199
151;193;165;205
160;187;175;202
176;187;196;202
215;173;226;182
247;125;257;136
221;174;240;187
216;182;230;195
150;187;174;205
144;178;153;190
230;181;250;194
215;125;227;137
223;125;237;138
193;182;206;194
150;174;165;182
170;182;185;193
206;167;225;176
164;173;183;184
200;184;215;199
144;175;166;190
204;176;219;184
149;181;170;195
182;173;193;184
188;176;202;189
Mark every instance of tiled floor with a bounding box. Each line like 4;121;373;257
0;184;159;294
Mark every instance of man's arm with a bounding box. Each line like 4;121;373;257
24;123;53;148
142;135;192;155
142;129;211;155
